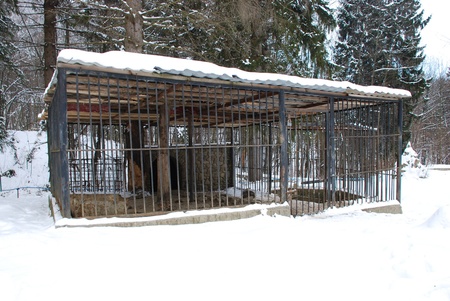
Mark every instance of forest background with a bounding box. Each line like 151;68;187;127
0;0;448;164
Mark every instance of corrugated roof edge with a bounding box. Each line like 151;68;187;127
53;49;411;99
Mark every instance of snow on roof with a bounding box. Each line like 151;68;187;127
55;49;411;99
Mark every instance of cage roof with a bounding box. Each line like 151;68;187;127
46;49;411;100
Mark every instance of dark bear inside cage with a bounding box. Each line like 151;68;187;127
43;50;407;219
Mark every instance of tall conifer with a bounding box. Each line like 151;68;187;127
334;0;430;150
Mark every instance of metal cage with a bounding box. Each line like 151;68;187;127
45;65;403;218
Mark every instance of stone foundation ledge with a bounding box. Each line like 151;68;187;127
55;203;291;228
361;201;403;214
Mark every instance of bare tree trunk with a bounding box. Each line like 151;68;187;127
248;126;262;181
122;0;150;196
43;0;59;86
124;0;172;207
124;0;144;53
158;104;171;209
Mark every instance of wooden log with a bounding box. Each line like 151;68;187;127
157;103;171;210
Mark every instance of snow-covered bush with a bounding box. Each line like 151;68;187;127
402;142;428;178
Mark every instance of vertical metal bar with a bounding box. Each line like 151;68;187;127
387;102;392;200
196;84;206;208
171;83;181;211
250;90;256;196
74;72;84;216
339;100;345;204
279;91;288;204
268;123;272;195
166;83;174;211
135;78;146;214
86;74;98;216
146;80;155;212
241;88;247;205
382;103;387;200
397;99;403;203
155;84;162;209
260;91;266;196
290;110;296;215
367;103;372;200
116;78;127;214
358;100;363;199
181;84;191;208
250;89;256;198
126;77;137;214
230;87;236;205
329;97;336;207
222;88;230;207
96;75;107;215
148;81;157;212
366;103;370;200
335;100;341;207
143;79;151;213
206;86;214;207
237;88;243;204
187;87;196;206
106;76;118;215
213;86;221;207
375;103;381;201
261;91;273;197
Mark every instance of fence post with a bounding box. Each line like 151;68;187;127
49;68;71;217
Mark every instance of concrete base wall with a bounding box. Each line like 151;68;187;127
362;203;402;214
56;203;291;228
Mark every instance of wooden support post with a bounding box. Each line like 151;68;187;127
279;91;288;204
158;103;171;210
51;68;70;217
248;126;262;182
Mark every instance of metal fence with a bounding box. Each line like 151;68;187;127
287;99;400;215
47;68;401;218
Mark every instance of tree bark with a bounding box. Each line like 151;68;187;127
43;0;59;86
158;104;171;209
248;126;262;181
124;0;144;53
123;0;148;194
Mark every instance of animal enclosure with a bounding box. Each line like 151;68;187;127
43;50;408;218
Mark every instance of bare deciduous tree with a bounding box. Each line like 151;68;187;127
412;73;450;164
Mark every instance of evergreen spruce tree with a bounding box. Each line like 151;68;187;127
334;0;430;150
63;0;336;77
200;0;336;76
273;0;336;77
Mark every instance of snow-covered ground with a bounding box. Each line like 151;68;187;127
1;131;450;301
